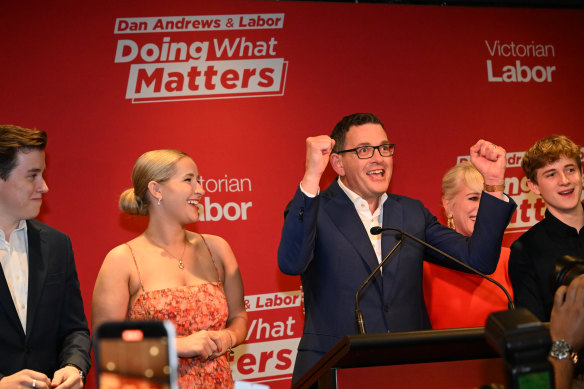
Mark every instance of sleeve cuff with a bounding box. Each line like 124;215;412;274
299;181;319;198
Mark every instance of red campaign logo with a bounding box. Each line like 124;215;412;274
113;14;288;103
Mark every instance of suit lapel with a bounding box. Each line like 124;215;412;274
26;220;48;336
322;181;381;281
381;196;405;296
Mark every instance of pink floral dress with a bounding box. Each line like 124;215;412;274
126;237;234;389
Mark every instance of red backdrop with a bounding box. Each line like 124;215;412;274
1;1;583;387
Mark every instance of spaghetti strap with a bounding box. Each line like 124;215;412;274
199;234;222;283
126;243;146;293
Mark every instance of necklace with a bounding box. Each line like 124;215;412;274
149;235;188;270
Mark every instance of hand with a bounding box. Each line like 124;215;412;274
301;135;335;195
176;330;220;361
51;365;83;389
0;369;50;389
550;274;584;352
469;139;507;188
207;330;234;359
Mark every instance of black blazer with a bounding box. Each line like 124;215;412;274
0;220;91;379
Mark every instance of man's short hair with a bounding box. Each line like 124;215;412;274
0;125;47;180
331;113;385;153
521;135;582;184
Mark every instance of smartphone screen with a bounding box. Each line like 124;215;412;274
95;321;178;389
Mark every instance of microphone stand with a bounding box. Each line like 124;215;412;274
355;233;405;335
370;226;515;311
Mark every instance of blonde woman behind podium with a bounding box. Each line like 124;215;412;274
92;149;248;389
423;161;513;328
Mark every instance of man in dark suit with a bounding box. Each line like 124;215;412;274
0;125;90;388
277;113;516;383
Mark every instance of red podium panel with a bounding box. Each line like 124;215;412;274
294;327;505;389
336;359;505;388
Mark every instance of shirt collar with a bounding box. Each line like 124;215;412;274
0;220;27;244
337;177;388;209
0;220;27;241
15;220;27;231
544;203;584;236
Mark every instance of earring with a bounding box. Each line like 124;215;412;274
157;198;161;206
447;215;455;230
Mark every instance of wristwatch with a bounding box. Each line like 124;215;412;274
549;340;578;363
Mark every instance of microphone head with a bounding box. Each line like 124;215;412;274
370;226;383;235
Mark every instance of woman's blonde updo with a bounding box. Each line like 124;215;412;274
441;161;484;203
119;149;190;216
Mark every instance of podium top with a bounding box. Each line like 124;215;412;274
294;327;500;389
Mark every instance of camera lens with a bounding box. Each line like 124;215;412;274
553;255;584;290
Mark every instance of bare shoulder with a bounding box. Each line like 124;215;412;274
95;238;146;297
106;242;130;258
104;242;133;263
100;239;140;274
198;233;229;249
193;233;236;264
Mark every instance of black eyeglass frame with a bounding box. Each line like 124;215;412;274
336;144;395;159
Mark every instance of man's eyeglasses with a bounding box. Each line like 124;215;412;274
336;144;395;159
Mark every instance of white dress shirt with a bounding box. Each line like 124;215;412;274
337;178;388;264
0;220;29;331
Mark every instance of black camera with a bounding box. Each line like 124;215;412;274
485;309;553;389
553;255;584;290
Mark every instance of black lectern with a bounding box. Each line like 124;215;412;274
293;327;505;389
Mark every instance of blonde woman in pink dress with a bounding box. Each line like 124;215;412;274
92;149;248;388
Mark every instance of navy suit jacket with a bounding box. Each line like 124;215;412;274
277;180;516;382
0;220;91;380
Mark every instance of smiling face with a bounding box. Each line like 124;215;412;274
444;181;482;237
527;155;583;219
441;162;485;237
156;157;205;225
0;149;49;235
331;123;393;211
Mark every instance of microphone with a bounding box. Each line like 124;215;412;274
370;226;515;311
355;232;405;334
